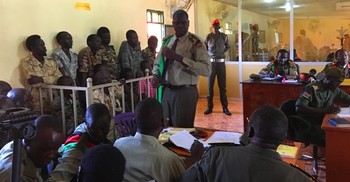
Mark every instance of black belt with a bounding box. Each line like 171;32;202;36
163;84;197;89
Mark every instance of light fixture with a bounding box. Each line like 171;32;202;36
278;1;301;12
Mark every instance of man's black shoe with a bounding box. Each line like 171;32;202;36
204;108;212;115
223;108;232;116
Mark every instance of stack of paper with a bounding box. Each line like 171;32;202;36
277;144;298;158
205;131;242;145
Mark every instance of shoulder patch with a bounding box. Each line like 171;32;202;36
188;33;203;48
302;90;312;99
162;34;174;41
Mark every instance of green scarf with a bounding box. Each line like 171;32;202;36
157;35;174;102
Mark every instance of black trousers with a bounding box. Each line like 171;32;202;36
206;62;228;108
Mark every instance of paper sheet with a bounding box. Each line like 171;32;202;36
205;131;242;144
337;107;350;118
169;130;208;150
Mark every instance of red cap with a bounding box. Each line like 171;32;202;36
212;19;220;25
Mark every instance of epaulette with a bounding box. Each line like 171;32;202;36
188;33;203;48
162;34;174;41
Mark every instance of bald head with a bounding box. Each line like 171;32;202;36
135;98;163;134
25;115;65;167
0;81;11;96
85;103;110;143
249;105;288;147
7;88;33;110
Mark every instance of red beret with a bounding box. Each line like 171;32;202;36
212;19;220;25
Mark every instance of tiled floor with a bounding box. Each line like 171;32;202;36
194;98;326;182
194;98;244;133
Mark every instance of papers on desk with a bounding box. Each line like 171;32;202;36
205;131;242;145
169;130;208;150
337;107;350;118
168;130;242;151
284;79;298;83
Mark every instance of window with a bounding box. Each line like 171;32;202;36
146;9;164;52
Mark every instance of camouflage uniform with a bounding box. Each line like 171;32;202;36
77;47;104;82
141;47;157;66
100;45;120;80
118;41;144;78
21;54;62;113
259;60;299;78
52;95;85;136
92;84;123;141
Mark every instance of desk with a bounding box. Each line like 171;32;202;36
241;80;350;131
321;114;350;182
164;127;304;169
241;80;303;130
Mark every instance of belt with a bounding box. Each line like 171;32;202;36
210;58;225;62
163;84;197;89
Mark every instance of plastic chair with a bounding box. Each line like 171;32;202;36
115;112;137;137
280;99;320;178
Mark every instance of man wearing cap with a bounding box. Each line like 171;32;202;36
204;19;231;116
181;105;311;181
296;67;350;146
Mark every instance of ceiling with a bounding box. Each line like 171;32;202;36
215;0;350;19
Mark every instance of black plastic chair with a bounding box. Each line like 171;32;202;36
115;112;137;137
280;99;320;178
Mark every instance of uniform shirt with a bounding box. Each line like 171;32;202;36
114;132;185;182
21;54;62;113
52;95;84;136
317;62;347;80
152;32;211;86
259;60;299;78
141;47;157;65
181;144;312;182
77;47;103;78
100;45;120;80
296;80;350;120
92;85;123;141
92;85;123;114
118;41;143;78
205;32;230;59
52;48;78;81
0;141;43;182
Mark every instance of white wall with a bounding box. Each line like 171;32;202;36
0;0;195;87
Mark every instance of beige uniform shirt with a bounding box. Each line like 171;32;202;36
153;32;211;85
21;54;62;113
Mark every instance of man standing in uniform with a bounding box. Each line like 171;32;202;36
204;19;231;116
152;10;211;128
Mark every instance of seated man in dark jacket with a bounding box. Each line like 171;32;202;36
180;105;312;182
296;67;350;146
